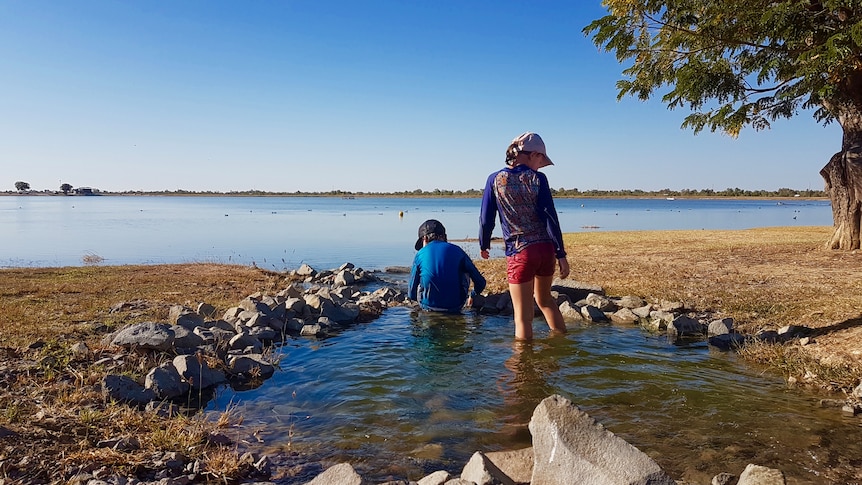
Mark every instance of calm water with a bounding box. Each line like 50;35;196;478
0;195;832;269
4;195;857;483
217;309;862;484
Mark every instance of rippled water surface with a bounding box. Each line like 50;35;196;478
207;306;862;484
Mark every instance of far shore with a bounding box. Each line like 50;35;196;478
0;190;830;201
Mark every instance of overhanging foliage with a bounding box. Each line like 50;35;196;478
584;0;862;136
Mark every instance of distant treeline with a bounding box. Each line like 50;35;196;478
106;187;827;198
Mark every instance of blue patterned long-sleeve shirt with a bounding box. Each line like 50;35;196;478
479;164;566;259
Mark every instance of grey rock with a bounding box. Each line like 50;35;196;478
146;401;181;418
460;451;514;485
551;279;604;302
303;462;361;485
145;362;189;399
102;375;156;405
296;263;317;277
658;300;685;312
229;354;276;379
528;394;675;485
611;307;639;324
484;447;532;484
248;326;279;341
586;292;617;312
278;285;303;299
667;315;704;339
170;304;203;325
172;355;227;389
111;322;175;352
644;311;674;332
580;305;609;323
301;324;323;337
559;301;584;321
205;326;236;345
197;302;217;319
228;333;263;353
239;298;273;316
708;318;734;336
616;295;646;309
418;471;451;485
334;269;356;288
70;341;90;360
632;304;653;319
737;464;785;485
222;307;243;325
286;317;306;332
171;325;206;348
321;302;360;324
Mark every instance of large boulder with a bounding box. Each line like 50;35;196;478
528;394;676;485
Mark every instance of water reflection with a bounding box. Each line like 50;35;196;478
498;340;560;443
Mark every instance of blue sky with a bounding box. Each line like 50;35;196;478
0;1;842;193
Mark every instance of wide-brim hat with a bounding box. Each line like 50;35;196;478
511;132;553;168
415;219;446;250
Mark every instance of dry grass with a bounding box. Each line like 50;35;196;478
0;263;288;348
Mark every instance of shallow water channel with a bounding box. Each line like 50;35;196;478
207;306;862;484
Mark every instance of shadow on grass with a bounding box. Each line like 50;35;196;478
808;315;862;337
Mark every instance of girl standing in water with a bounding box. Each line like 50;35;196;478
479;132;569;340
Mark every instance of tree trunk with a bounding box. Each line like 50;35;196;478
820;75;862;250
821;141;862;249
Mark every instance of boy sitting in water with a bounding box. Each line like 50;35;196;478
408;219;486;313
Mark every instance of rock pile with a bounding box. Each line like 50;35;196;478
101;263;407;408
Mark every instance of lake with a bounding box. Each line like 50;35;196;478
0;195;832;269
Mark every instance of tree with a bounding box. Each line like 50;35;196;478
60;183;73;194
585;1;862;249
14;181;30;192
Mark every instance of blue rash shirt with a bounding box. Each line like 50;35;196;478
408;240;487;313
479;164;567;259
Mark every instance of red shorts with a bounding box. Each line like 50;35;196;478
506;242;556;284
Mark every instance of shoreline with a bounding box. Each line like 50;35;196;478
0;191;830;201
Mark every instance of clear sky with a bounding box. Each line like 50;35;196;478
0;1;843;193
